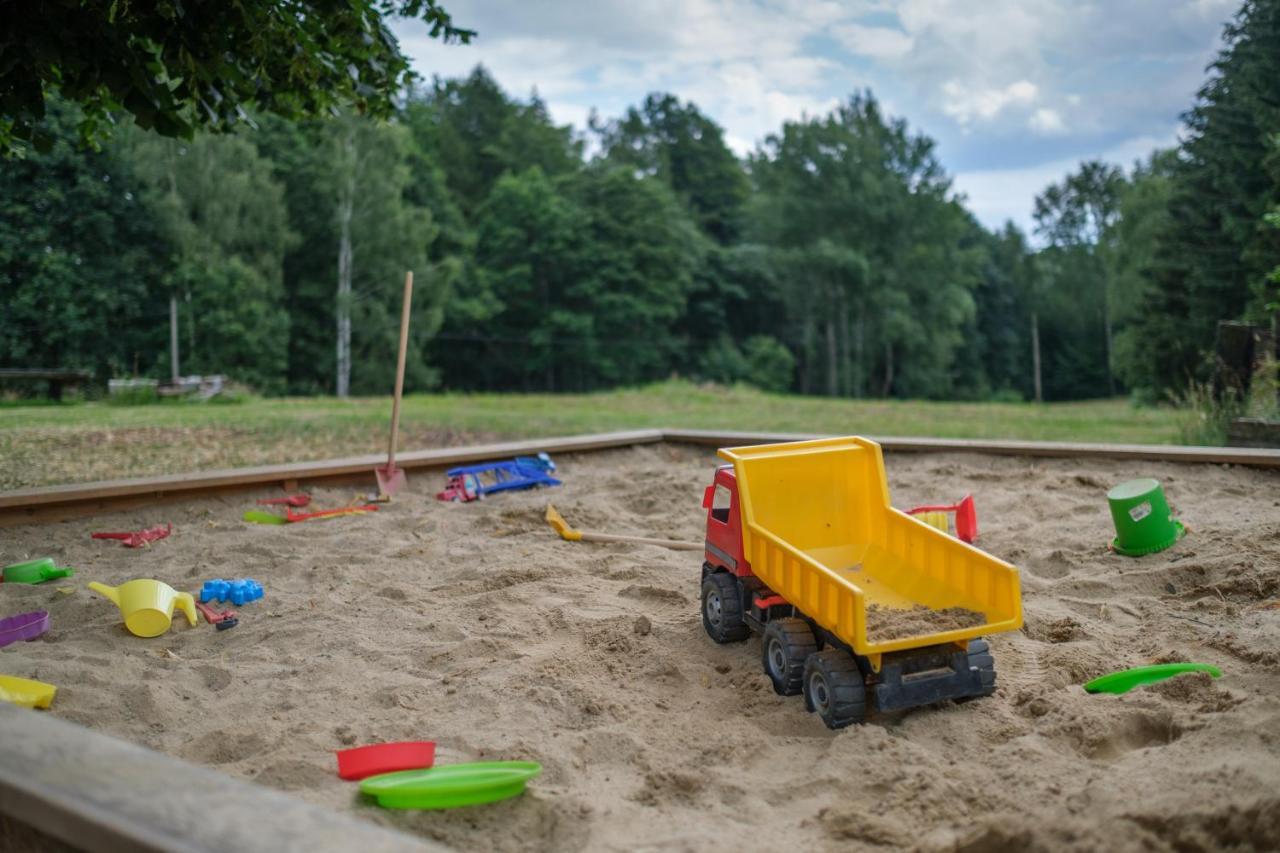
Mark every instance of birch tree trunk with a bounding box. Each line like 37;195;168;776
334;125;356;398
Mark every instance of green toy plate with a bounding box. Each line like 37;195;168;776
1084;662;1221;695
242;510;288;525
360;761;542;810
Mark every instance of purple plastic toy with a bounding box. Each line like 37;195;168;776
0;610;50;648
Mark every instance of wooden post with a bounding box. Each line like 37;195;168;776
169;295;180;384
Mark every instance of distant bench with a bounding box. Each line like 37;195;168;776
0;368;91;401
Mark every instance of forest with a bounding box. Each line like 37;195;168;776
1;1;1277;404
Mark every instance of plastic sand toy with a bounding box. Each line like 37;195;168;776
437;454;560;502
0;675;57;709
905;495;978;543
1107;478;1186;556
1084;663;1221;695
359;761;542;809
199;578;263;606
2;558;74;584
0;611;50;648
243;504;378;524
194;601;238;629
337;742;436;781
91;523;172;548
700;436;1022;729
88;579;198;638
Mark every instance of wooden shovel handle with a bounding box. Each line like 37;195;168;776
578;531;703;551
386;271;413;467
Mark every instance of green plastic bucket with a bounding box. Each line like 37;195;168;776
1106;478;1185;557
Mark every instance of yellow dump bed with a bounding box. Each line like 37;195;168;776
721;436;1022;665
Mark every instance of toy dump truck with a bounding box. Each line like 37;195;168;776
700;436;1022;729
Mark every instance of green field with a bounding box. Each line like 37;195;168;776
0;381;1186;489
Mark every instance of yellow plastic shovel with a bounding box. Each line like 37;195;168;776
544;505;702;551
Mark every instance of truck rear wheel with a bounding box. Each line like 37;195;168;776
803;650;867;729
762;618;816;695
702;573;749;644
966;638;996;697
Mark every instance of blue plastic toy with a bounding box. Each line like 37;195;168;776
436;453;561;503
200;578;263;606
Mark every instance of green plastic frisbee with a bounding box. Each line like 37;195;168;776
1083;663;1221;695
360;761;542;810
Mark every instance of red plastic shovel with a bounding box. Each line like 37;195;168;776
91;523;172;548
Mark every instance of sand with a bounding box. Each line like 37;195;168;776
866;604;987;641
2;444;1279;852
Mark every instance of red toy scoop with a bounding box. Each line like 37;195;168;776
336;741;436;781
905;495;978;543
91;523;172;548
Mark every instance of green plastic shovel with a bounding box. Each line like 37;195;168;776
360;761;542;809
1084;663;1221;695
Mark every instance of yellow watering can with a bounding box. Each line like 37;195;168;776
88;579;198;638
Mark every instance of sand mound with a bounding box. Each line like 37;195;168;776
2;443;1279;851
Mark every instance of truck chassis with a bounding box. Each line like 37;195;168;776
701;563;996;729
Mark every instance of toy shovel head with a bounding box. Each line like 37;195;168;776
954;495;978;543
375;463;408;499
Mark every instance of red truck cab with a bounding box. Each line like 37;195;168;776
702;466;749;577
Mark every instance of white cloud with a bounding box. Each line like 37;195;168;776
1028;107;1066;136
832;23;914;59
941;79;1037;125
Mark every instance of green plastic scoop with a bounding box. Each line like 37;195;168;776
360;761;542;809
1084;663;1221;695
242;510;288;525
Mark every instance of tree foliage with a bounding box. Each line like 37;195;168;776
0;0;471;155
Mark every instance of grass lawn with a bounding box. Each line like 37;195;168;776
0;381;1186;489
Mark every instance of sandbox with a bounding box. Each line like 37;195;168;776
2;442;1279;851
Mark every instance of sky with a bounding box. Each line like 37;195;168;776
395;0;1239;234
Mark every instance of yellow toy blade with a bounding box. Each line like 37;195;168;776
544;505;582;541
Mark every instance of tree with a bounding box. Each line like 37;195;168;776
0;97;169;382
1127;0;1280;395
594;93;749;243
1;0;472;155
748;93;977;399
254;113;450;396
405;68;581;218
118;127;294;393
1033;160;1125;395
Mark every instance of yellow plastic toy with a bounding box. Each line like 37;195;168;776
701;436;1023;728
0;675;57;708
88;579;198;638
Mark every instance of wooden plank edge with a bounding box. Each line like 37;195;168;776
660;428;1280;468
0;429;665;511
0;704;442;853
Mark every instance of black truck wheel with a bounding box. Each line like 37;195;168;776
803;649;867;729
701;573;749;644
966;638;996;697
762;618;816;695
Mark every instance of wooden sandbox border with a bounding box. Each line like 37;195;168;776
0;428;1277;851
2;428;1278;528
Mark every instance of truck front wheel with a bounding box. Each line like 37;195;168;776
701;573;749;643
762;618;816;695
803;650;867;729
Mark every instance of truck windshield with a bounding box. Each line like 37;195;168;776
711;484;732;523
